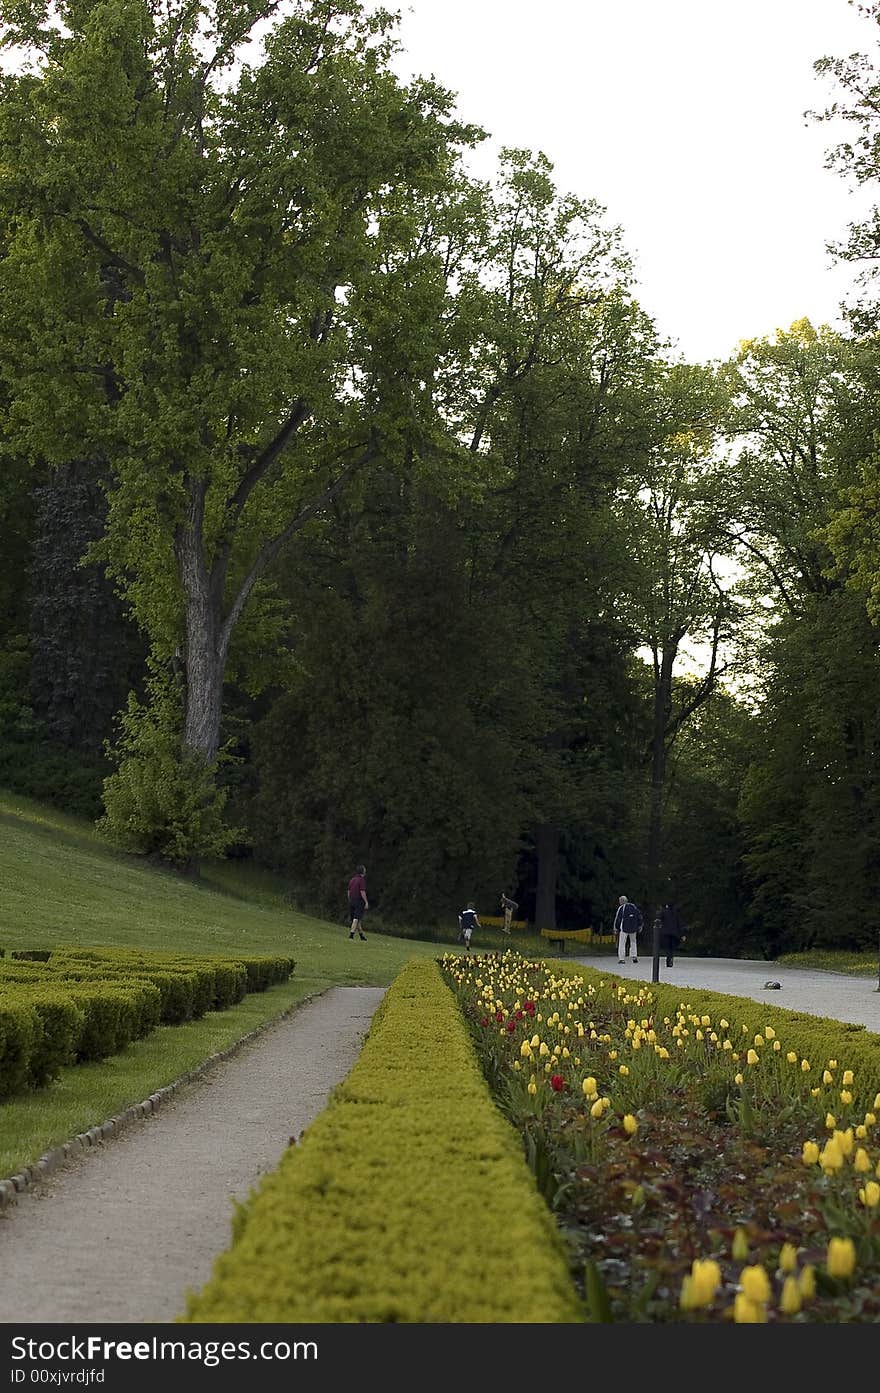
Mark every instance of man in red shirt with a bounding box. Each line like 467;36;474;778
347;865;368;940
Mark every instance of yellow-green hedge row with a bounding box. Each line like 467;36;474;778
559;964;880;1094
0;948;295;1098
182;958;585;1323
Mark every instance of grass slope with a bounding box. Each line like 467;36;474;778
0;792;445;984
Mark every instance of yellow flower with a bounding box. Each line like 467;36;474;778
719;1019;729;1029
700;1015;711;1027
825;1113;836;1130
859;1181;880;1208
747;1049;759;1066
828;1060;838;1070
530;1034;540;1048
734;1072;744;1085
867;1113;877;1127
772;1039;781;1051
520;1041;532;1058
780;1276;801;1315
623;1114;638;1136
754;1034;764;1048
802;1140;820;1165
779;1242;798;1274
819;1138;844;1172
631;1184;645;1207
590;1098;604;1119
539;1042;550;1057
619;1065;629;1077
732;1293;766;1323
740;1265;771;1304
843;1069;854;1086
723;1039;732;1051
874;1093;880;1111
680;1259;721;1310
764;1026;776;1040
835;1127;854;1156
823;1070;833;1085
799;1265;816;1300
732;1228;749;1261
786;1051;797;1063
527;1080;537;1096
826;1237;856;1279
810;1087;820;1098
608;1049;618;1060
856;1125;867;1140
854;1147;871;1173
583;1076;597;1096
840;1090;853;1106
801;1059;811;1073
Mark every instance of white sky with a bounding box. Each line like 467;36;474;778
386;0;875;363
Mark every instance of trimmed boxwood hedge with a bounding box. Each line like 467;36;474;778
0;947;295;1098
182;958;585;1324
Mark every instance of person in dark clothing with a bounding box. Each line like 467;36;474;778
458;902;480;952
659;902;685;967
347;864;368;941
614;895;643;964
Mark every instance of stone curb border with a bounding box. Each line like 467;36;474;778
0;985;327;1212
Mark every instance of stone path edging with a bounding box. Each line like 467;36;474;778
0;984;327;1210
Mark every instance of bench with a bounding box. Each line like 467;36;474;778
539;928;594;954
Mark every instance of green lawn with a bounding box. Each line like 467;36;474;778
0;790;447;984
776;948;880;978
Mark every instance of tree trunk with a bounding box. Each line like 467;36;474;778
176;487;227;763
535;822;560;931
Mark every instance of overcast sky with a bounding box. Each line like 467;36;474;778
386;0;875;364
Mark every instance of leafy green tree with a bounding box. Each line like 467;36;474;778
0;0;479;854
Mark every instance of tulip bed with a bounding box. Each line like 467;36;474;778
440;950;880;1323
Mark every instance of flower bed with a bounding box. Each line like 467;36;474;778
439;950;880;1323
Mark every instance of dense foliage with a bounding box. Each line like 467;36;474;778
1;1;880;949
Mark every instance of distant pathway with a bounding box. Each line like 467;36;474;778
569;954;879;1030
0;986;385;1323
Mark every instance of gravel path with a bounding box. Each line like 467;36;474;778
569;953;880;1030
0;985;385;1324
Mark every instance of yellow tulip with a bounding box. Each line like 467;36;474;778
823;1070;833;1085
754;1034;764;1048
734;1072;744;1085
747;1049;759;1066
802;1140;820;1165
780;1276;801;1315
520;1041;532;1058
856;1124;867;1140
843;1069;854;1086
825;1113;836;1130
527;1080;537;1096
836;1127;854;1156
854;1147;871;1173
700;1015;711;1027
623;1114;638;1136
801;1059;811;1072
732;1228;749;1261
732;1293;766;1323
680;1259;721;1310
799;1265;816;1300
786;1051;797;1063
539;1042;550;1057
530;1034;540;1048
608;1049;618;1060
719;1019;729;1029
867;1113;877;1127
583;1076;597;1095
873;1093;880;1111
779;1242;798;1274
826;1236;856;1279
828;1060;838;1070
859;1181;880;1208
819;1138;843;1172
840;1090;853;1106
764;1026;776;1040
740;1265;771;1304
590;1098;604;1119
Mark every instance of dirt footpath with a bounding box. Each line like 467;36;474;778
0;986;385;1324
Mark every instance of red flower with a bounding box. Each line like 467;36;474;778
515;1009;524;1020
495;1010;504;1023
524;1000;536;1015
506;1020;516;1033
550;1074;565;1092
480;1017;489;1028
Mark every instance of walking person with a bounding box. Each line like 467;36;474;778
347;864;369;941
659;901;685;967
613;894;643;964
458;902;480;953
500;892;518;935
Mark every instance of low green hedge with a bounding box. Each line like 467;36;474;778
182;958;584;1323
0;947;295;1098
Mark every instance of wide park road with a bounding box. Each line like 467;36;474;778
569;952;880;1031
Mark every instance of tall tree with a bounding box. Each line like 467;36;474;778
0;0;479;848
